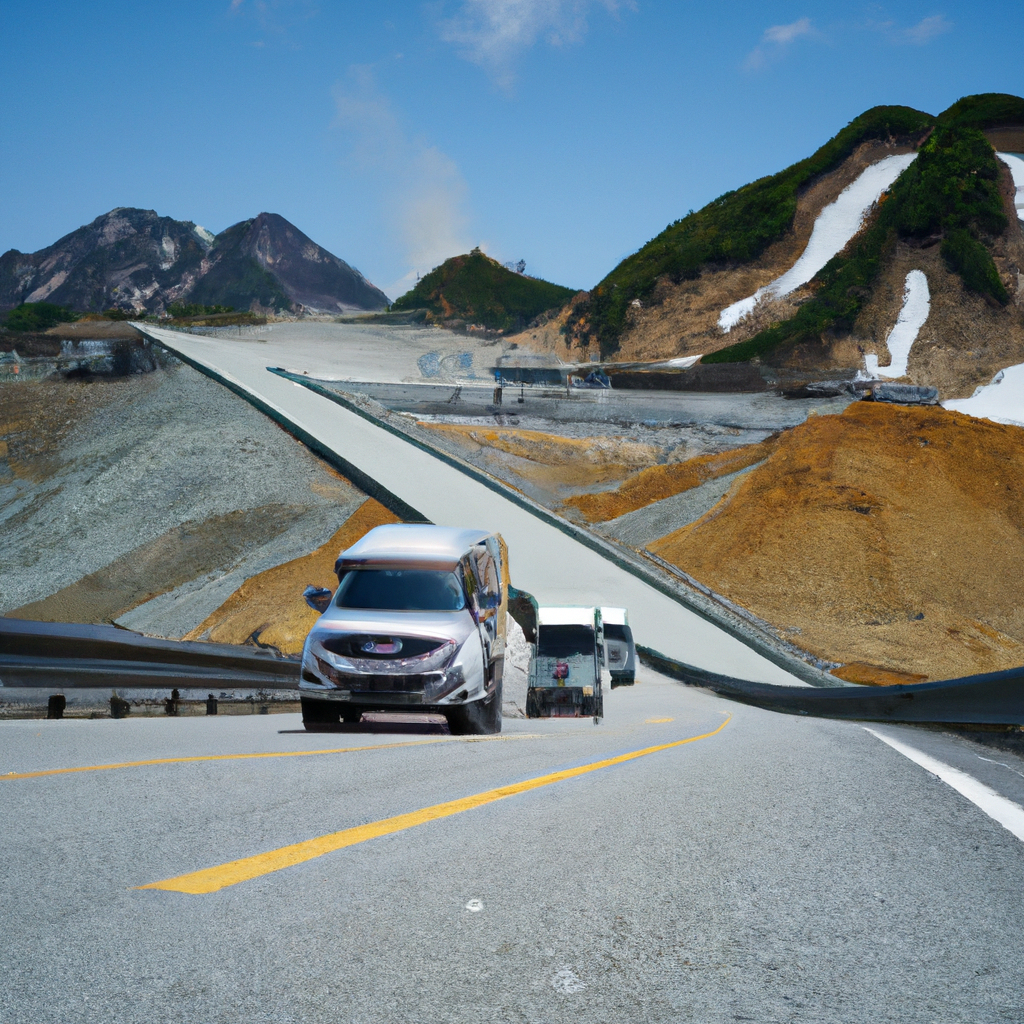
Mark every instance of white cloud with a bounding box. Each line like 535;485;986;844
903;14;952;44
227;0;317;43
763;17;813;45
745;17;816;70
334;68;474;299
440;0;632;90
867;13;953;46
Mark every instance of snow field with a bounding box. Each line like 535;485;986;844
719;153;918;332
944;364;1024;429
996;153;1024;221
864;269;930;379
948;156;1024;423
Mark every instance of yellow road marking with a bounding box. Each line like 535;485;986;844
646;717;675;723
142;716;731;895
1;735;531;781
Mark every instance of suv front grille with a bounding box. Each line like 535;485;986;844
319;634;447;660
313;656;441;694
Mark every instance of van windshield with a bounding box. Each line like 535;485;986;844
334;569;466;612
604;623;631;642
537;625;595;658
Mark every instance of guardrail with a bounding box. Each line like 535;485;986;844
0;619;300;690
639;645;1024;725
6;619;1022;724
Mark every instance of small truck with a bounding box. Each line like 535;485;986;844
526;606;603;723
600;606;636;686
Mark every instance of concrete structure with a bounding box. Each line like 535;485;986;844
136;324;802;686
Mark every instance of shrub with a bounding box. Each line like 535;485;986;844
941;229;1009;303
166;302;236;318
103;307;146;321
938;93;1024;131
392;249;575;333
2;302;80;332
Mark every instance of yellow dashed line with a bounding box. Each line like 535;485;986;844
2;735;535;781
141;716;731;895
646;717;675;724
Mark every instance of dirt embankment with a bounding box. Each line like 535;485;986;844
563;439;777;523
649;402;1024;681
504;300;600;363
420;423;662;494
185;498;401;654
0;366;384;639
45;319;145;340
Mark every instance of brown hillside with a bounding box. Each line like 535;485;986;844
648;402;1024;681
563;439;778;523
505;298;600;362
185;498;401;655
421;424;660;492
513;142;1024;402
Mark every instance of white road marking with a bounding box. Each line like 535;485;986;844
465;899;483;912
865;728;1024;843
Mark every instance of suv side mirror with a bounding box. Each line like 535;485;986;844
303;585;333;614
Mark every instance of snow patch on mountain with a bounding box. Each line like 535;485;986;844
944;364;1024;428
719;153;918;332
996;152;1024;221
864;270;930;379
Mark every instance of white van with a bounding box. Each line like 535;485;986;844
526;606;603;722
299;525;506;734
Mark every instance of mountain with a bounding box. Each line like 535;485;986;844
391;248;576;333
0;209;388;316
536;93;1024;399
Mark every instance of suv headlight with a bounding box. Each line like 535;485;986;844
433;635;484;701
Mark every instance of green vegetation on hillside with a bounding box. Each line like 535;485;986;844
166;302;235;318
391;249;575;333
938;93;1024;131
566;105;935;357
102;307;150;321
705;124;1009;364
1;302;80;332
186;254;292;314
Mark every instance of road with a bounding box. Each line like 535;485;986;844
3;669;1024;1022
136;324;803;686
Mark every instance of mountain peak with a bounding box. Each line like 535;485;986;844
0;210;388;315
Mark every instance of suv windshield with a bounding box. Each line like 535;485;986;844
334;569;466;612
537;625;595;658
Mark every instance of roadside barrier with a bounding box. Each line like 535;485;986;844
6;620;1022;724
639;645;1024;725
0;618;299;690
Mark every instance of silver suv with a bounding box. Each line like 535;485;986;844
299;525;506;734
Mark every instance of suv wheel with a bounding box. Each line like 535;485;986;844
446;681;502;735
301;697;341;731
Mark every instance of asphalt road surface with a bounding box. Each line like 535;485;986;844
4;670;1024;1023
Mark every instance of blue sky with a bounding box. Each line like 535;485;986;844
1;2;1021;299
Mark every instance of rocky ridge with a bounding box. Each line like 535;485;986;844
0;209;388;316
